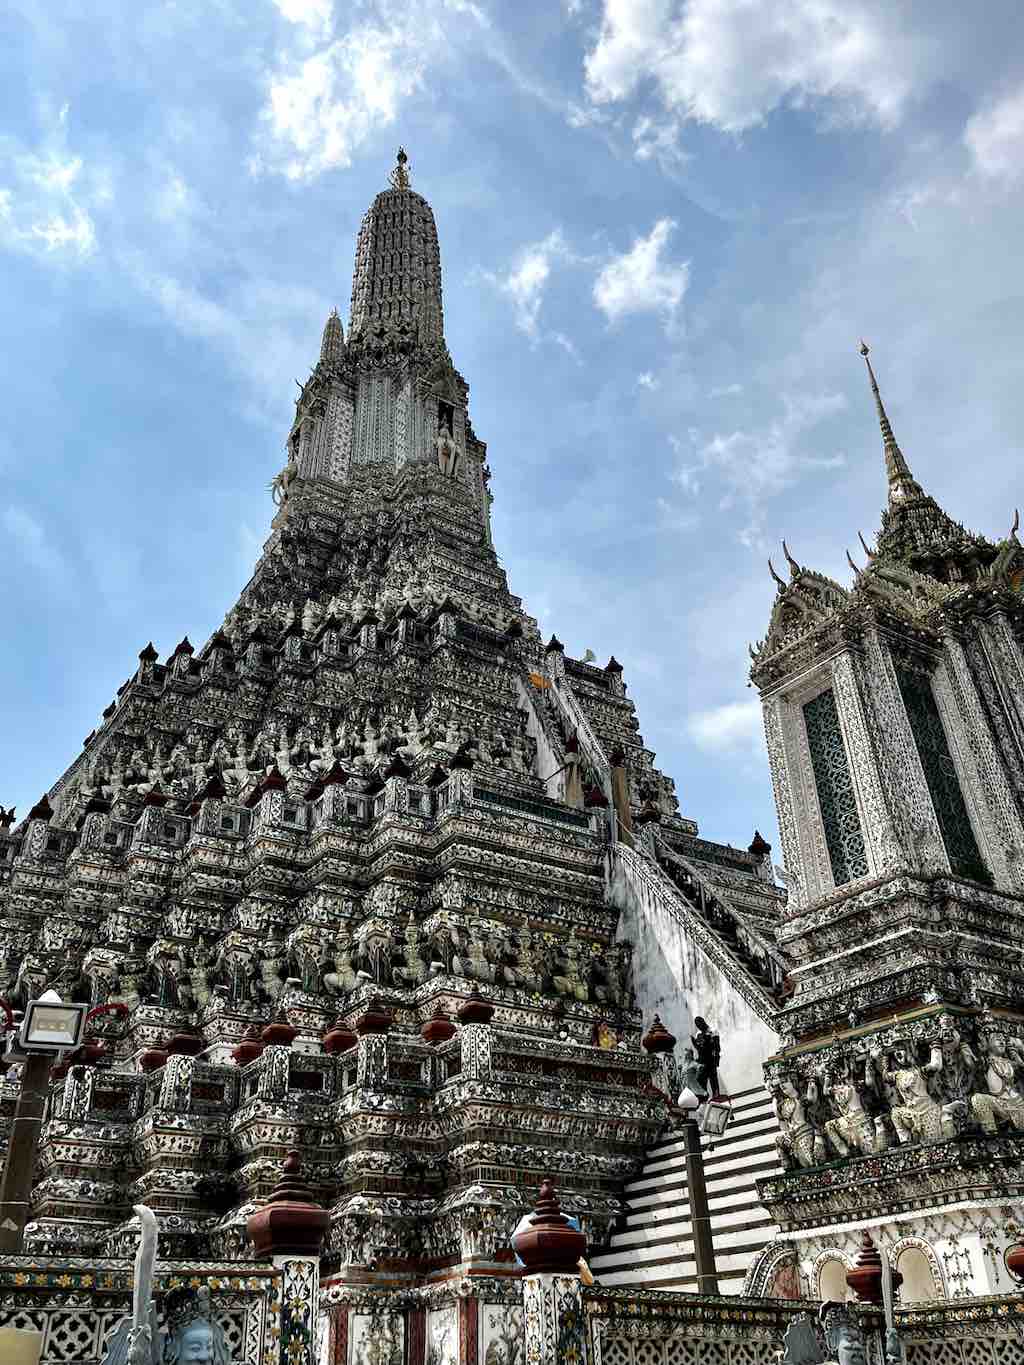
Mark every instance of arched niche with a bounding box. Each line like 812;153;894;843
893;1239;944;1302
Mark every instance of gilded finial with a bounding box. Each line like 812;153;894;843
390;146;411;191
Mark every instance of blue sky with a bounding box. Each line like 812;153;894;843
2;0;1023;856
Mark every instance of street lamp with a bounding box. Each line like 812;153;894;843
0;990;89;1253
677;1086;720;1296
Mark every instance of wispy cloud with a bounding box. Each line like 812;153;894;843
4;505;70;590
687;698;763;757
965;85;1024;184
0;114;102;260
593;217;689;332
671;391;847;548
583;0;929;134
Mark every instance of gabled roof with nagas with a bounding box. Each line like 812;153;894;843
750;343;1023;689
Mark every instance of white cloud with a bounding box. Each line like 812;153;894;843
3;505;69;587
584;0;928;134
673;391;847;546
0;124;101;260
500;230;568;337
632;115;688;172
481;229;590;350
257;0;488;180
593;217;689;329
687;698;763;755
273;0;334;35
965;86;1024;184
637;371;659;390
259;21;426;180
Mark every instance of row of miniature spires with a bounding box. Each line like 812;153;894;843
41;1000;678;1096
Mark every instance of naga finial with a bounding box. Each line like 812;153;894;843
857;529;877;560
768;558;787;591
846;548;861;574
781;539;800;578
390;146;411;191
1011;508;1020;540
859;338;870;357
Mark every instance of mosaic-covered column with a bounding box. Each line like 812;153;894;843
247;1151;330;1365
514;1179;589;1365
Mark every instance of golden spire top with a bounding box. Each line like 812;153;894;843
389;146;411;191
858;341;923;504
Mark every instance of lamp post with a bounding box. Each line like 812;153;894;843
0;990;88;1254
677;1086;721;1296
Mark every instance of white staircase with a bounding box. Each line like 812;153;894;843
589;1085;782;1293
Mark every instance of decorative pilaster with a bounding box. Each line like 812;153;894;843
936;631;1024;890
862;627;946;875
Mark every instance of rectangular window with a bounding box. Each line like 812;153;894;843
896;667;989;883
803;688;869;887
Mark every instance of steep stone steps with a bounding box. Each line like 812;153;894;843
589;1084;782;1293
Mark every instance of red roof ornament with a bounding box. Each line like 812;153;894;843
261;1010;298;1048
28;794;54;822
355;999;393;1036
246;1151;330;1259
166;1023;205;1058
846;1230;899;1305
172;636;194;656
511;1178;587;1275
138;642;159;663
261;765;288;794
139;1040;170;1074
322;1016;358;1055
421;1005;456;1046
605;655;623;673
748;829;772;858
231;1024;265;1066
143;784;168;808
544;635;565;654
457;988;495;1026
642;1014;676;1054
321;761;351;788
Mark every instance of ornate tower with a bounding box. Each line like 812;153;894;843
0;152;788;1340
746;345;1024;1301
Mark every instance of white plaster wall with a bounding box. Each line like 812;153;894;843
607;851;779;1094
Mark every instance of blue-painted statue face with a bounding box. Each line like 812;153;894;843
179;1323;214;1362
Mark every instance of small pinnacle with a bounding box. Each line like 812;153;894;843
390;147;411;191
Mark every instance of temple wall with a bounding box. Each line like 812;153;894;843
607;847;779;1094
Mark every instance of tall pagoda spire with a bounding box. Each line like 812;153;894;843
348;147;445;356
859;341;924;504
319;307;344;366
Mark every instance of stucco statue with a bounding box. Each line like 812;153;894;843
819;1303;867;1365
971;1019;1024;1134
925;1015;977;1133
870;1043;948;1144
780;1314;827;1364
269;455;298;507
773;1073;826;1169
436;419;460;478
101;1205;161;1365
258;942;286;1004
823;1054;880;1158
162;1287;232;1364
